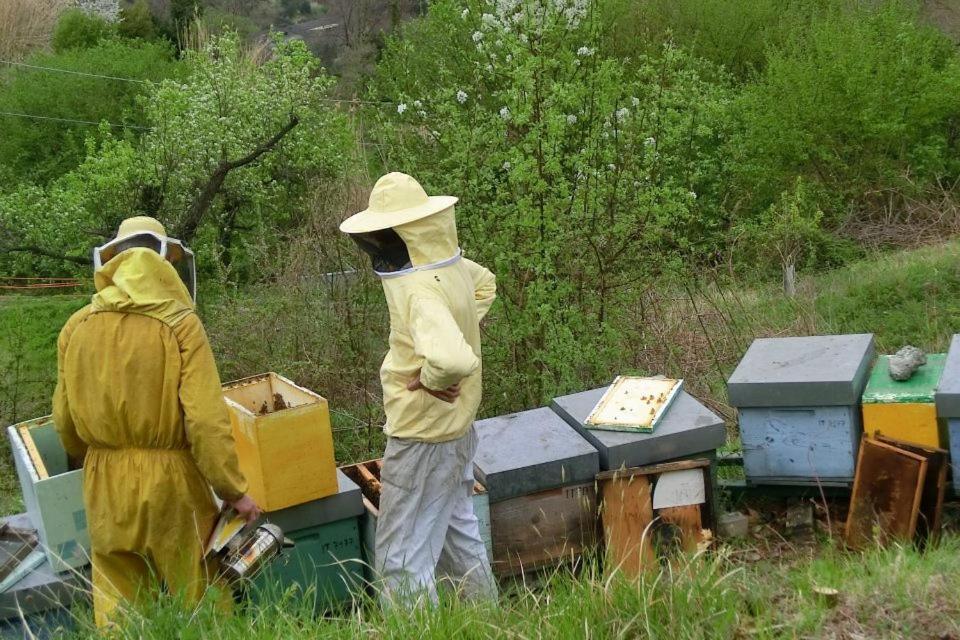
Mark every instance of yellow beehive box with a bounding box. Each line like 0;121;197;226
861;354;946;449
223;373;337;511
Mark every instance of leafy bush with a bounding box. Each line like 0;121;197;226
730;1;960;225
51;8;113;53
118;0;158;40
370;0;732;409
0;39;179;184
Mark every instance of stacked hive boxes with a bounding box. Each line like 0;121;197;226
727;334;875;486
935;335;960;494
222;373;363;608
551;386;726;474
861;353;946;449
473;407;599;576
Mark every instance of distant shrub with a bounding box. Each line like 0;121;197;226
51;8;113;52
118;0;157;40
731;1;960;224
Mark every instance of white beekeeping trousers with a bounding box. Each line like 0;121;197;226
374;425;497;607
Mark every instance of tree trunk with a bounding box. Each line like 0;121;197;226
783;261;796;297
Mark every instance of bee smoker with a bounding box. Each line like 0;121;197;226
220;523;288;583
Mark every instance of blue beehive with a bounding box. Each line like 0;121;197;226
727;334;875;486
934;334;960;494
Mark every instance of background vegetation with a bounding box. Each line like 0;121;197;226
2;0;960;636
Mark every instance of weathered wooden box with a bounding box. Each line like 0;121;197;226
223;373;338;512
551;387;726;471
490;481;598;577
253;470;365;610
935;335;960;494
340;459;492;580
727;334;875;485
862;353;946;449
6;418;88;573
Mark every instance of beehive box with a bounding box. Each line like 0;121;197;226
726;334;875;485
340;459;492;579
862;353;946;449
253;470;365;610
490;481;598;577
934;335;960;494
551;387;726;471
473;407;599;503
223;373;337;512
0;515;86;627
6;418;88;573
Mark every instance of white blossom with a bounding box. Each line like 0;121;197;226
456;90;468;104
481;13;498;29
502;161;511;170
608;164;617;171
397;103;407;114
417;110;427;118
461;8;470;19
616;107;629;121
631;96;640;107
500;106;511;120
688;191;698;200
577;46;594;57
566;114;577;125
413;100;423;108
472;31;484;43
644;136;656;147
505;54;513;63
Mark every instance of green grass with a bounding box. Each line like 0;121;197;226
46;538;960;639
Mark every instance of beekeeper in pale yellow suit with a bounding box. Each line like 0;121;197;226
340;173;498;605
52;216;260;627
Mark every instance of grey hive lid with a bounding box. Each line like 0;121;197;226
551;387;726;471
473;406;599;503
726;334;875;407
264;469;363;533
936;334;960;417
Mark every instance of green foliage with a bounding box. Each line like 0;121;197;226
0;33;354;284
118;0;158;41
731;177;828;279
0;39;179;184
731;1;960;223
51;8;114;53
370;0;732;409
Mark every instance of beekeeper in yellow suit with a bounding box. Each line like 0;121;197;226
340;173;497;605
52;216;260;627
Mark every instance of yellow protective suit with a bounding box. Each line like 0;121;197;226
379;207;496;442
52;248;246;627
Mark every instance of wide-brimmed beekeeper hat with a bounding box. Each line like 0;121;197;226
339;172;458;234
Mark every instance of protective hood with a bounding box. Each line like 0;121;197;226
91;248;194;326
393;207;459;267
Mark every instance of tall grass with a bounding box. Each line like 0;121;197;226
0;0;68;61
42;538;960;639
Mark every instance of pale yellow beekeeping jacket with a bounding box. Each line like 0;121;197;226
379;208;496;442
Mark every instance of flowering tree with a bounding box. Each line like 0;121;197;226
0;34;353;281
370;0;730;408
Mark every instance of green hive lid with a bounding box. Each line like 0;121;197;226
862;353;946;404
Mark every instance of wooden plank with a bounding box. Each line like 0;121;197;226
875;435;947;545
599;474;655;579
596;458;710;482
845;436;927;550
658;505;704;553
18;426;48;480
490;482;597;577
356;463;382;499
